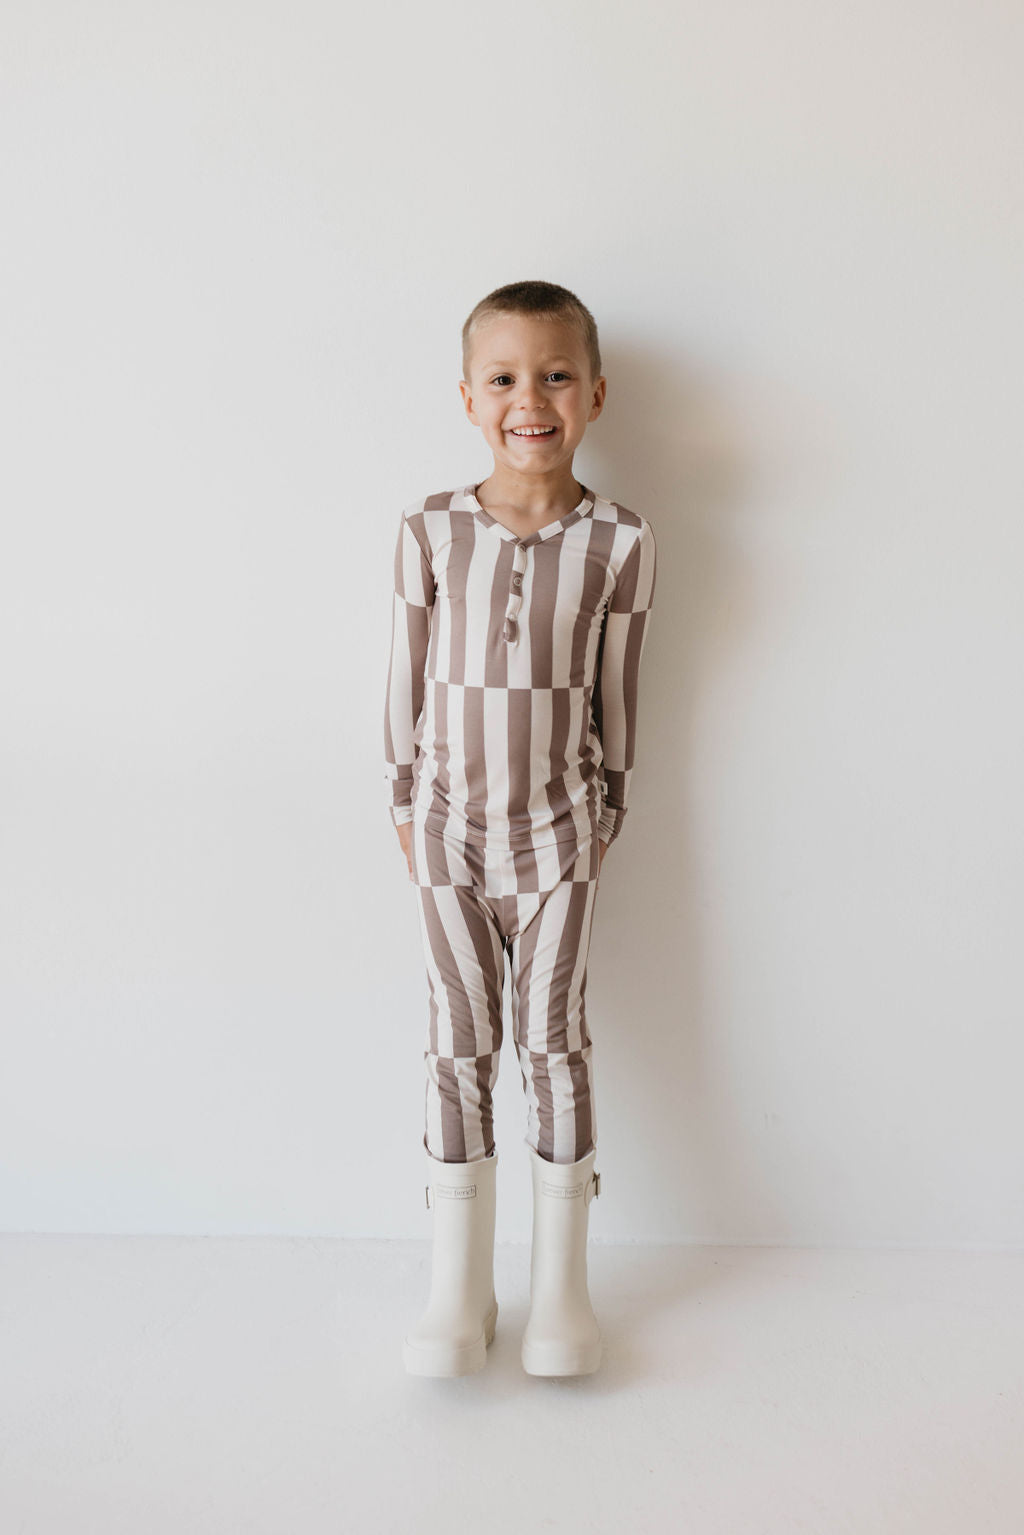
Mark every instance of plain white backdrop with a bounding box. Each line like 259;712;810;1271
1;0;1021;1245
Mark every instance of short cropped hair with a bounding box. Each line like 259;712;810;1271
462;280;602;385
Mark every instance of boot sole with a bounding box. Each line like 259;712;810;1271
403;1299;498;1377
521;1335;602;1377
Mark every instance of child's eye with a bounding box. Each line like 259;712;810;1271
489;372;571;386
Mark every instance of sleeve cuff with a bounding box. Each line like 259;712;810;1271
597;804;626;846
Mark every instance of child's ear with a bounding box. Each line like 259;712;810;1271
459;379;478;423
588;375;607;421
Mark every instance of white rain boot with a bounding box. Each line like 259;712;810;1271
402;1147;499;1377
521;1142;603;1376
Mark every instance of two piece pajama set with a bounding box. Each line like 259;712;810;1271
384;482;657;1165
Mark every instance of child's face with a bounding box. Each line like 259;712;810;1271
459;313;606;480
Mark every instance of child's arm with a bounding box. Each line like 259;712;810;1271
592;519;658;848
384;509;435;831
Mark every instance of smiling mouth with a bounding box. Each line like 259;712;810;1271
509;426;557;438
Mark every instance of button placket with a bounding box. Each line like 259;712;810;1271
504;540;529;643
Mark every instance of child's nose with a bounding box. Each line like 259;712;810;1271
516;379;548;408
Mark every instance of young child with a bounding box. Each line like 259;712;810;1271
383;280;657;1378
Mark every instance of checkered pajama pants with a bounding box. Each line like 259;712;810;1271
408;818;601;1166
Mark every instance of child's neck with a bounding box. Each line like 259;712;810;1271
475;465;584;522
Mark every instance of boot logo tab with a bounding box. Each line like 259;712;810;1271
436;1183;476;1199
542;1180;584;1199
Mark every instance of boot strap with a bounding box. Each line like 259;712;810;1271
428;1168;597;1204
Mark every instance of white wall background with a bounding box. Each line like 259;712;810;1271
2;1;1021;1246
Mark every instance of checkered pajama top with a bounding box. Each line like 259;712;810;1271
384;483;657;851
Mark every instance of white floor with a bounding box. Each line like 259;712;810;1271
1;1236;1022;1534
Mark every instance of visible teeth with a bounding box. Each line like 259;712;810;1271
512;427;555;436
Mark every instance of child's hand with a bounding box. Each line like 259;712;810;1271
396;822;414;881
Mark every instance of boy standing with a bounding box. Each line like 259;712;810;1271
384;281;657;1377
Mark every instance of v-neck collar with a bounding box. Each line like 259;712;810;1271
462;483;596;545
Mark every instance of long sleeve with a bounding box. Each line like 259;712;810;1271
383;509;435;828
592;519;657;846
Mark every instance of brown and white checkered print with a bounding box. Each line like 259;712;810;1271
384;483;657;851
384;482;657;1164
